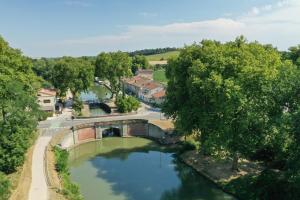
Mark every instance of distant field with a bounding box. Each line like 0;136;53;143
146;51;180;61
153;69;168;85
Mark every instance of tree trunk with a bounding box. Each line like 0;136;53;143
231;152;239;172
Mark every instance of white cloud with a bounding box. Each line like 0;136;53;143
27;0;300;57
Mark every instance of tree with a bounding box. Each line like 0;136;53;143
95;52;132;98
0;172;10;200
163;37;292;170
283;45;300;67
52;57;94;97
0;35;40;174
131;55;150;74
115;96;140;113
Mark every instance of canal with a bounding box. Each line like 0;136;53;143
80;84;112;116
69;138;235;200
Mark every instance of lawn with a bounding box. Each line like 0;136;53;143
146;51;179;61
153;69;168;84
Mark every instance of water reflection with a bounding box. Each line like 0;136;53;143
69;138;235;200
80;84;112;116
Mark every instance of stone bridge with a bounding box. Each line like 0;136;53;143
60;119;174;149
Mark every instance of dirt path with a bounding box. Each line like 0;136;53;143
28;111;72;200
28;131;52;200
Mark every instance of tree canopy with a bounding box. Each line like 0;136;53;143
95;51;132;98
0;36;41;174
52;57;94;97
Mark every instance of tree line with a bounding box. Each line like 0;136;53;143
163;36;300;199
32;51;146;114
0;36;44;198
129;47;179;56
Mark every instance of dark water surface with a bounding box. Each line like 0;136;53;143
69;138;235;200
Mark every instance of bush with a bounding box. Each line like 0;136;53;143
0;172;11;200
54;147;83;200
54;147;69;174
38;111;53;121
115;96;140;113
72;96;83;114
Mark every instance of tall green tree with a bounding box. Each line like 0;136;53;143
131;55;150;74
163;37;294;170
0;35;40;174
95;51;132;98
283;45;300;67
52;57;94;97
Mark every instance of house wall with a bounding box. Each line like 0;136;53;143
38;95;56;112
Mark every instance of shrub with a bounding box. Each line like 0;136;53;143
54;147;69;174
0;172;11;200
116;96;140;113
54;147;83;200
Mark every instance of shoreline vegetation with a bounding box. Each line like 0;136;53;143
46;130;241;200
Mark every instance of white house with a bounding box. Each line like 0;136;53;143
37;88;57;113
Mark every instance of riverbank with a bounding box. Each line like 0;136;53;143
8;144;34;200
180;150;264;199
46;129;69;200
7;132;39;200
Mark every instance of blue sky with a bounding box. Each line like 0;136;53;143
0;0;299;57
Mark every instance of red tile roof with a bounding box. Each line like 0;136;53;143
144;82;161;90
38;88;57;96
152;90;166;99
123;76;152;88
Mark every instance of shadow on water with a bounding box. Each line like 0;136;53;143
69;138;235;200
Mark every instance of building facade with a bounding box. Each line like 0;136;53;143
37;88;57;113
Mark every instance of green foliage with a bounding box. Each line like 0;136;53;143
224;170;300;200
0;35;40;174
145;51;180;61
0;172;11;200
54;147;69;174
163;36;297;168
52;57;94;97
115;96;140;113
95;52;132;97
131;55;150;74
129;47;178;57
282;44;300;67
54;147;83;200
162;36;300;197
38;111;54;121
72;96;83;114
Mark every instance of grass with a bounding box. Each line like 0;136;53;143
54;147;83;200
153;69;168;84
146;51;179;61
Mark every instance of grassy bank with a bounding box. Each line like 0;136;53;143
153;69;168;84
146;51;179;61
54;147;83;200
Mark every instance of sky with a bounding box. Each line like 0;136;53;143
0;0;299;57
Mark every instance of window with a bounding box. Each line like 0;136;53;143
43;99;51;104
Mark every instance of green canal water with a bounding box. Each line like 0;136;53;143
69;138;235;200
80;84;112;116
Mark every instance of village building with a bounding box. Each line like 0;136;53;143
122;75;166;105
151;89;166;105
37;88;57;113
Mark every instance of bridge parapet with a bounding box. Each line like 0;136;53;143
60;119;174;149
